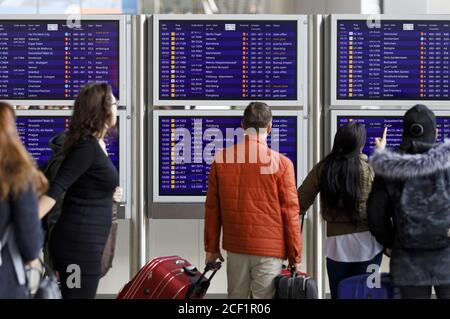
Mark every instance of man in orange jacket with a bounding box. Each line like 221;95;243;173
204;102;302;299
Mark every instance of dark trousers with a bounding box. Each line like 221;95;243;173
326;252;383;299
400;285;450;299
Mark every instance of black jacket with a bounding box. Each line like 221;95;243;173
368;141;450;287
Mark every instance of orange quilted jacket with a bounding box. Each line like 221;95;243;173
204;135;302;264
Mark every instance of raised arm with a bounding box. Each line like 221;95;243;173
297;163;321;215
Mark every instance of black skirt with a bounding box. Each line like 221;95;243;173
49;197;112;277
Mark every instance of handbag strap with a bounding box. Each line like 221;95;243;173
301;212;306;232
26;259;56;288
0;225;26;285
0;225;11;265
26;259;57;280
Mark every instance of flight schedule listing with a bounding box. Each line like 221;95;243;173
337;20;450;100
0;20;120;100
16;116;120;171
159;20;297;101
337;116;450;156
158;116;297;196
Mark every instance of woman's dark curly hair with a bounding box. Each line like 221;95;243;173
65;83;115;153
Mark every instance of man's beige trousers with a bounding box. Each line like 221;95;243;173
227;251;283;299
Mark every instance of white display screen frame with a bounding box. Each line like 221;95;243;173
152;14;307;107
152;109;304;203
330;14;450;107
0;14;128;106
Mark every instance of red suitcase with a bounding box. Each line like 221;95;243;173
117;256;221;299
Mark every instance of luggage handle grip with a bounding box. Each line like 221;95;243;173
183;261;220;278
205;261;221;272
281;264;298;278
185;262;222;299
195;262;222;285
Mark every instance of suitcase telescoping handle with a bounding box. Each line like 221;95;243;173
195;261;222;285
185;262;221;299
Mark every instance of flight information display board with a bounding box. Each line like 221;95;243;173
16;116;119;171
0;19;120;100
156;16;300;104
155;114;298;198
335;17;450;102
336;115;450;155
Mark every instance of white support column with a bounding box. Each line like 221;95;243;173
130;14;148;276
307;14;327;299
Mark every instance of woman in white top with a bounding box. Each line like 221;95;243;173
297;122;383;299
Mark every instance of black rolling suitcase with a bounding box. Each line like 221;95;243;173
274;265;318;299
274;213;318;299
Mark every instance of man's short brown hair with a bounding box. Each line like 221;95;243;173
242;102;272;130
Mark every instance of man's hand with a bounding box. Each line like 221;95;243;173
375;127;388;150
384;248;392;257
205;251;224;265
288;262;301;273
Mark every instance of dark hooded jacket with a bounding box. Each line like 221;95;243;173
367;140;450;287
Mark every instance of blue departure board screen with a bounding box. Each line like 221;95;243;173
337;19;450;100
337;115;450;155
16;116;119;171
159;20;297;101
158;115;297;196
0;20;120;100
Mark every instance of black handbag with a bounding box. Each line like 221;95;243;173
100;203;119;278
26;260;62;299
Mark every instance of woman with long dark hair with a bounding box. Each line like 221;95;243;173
39;83;122;299
297;122;383;299
0;102;48;298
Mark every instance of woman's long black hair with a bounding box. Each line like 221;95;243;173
319;122;366;223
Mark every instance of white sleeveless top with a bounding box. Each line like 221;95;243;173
325;231;383;262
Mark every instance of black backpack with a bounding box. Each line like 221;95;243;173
396;170;450;250
41;132;67;267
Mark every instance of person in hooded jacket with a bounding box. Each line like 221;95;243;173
368;104;450;299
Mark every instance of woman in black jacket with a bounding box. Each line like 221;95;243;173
367;104;450;299
0;102;48;298
39;83;122;299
